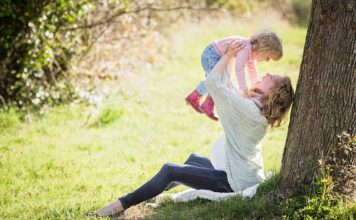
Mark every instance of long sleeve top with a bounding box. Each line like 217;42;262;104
212;36;258;91
210;134;226;171
204;69;268;191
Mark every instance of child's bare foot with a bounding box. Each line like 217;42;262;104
94;200;125;217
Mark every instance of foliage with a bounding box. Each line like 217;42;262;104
322;132;356;199
0;0;92;111
92;105;126;127
281;132;356;220
0;0;220;112
0;108;21;130
281;178;350;220
291;0;312;26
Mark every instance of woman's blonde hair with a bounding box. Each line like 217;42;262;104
250;30;283;61
259;77;294;128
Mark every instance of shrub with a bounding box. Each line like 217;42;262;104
0;0;92;111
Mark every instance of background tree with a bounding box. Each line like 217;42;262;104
279;0;355;196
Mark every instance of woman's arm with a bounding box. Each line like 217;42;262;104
210;41;243;75
204;41;263;124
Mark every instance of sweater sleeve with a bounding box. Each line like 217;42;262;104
247;59;259;85
235;47;250;92
204;71;262;123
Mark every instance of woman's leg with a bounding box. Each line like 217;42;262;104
165;153;214;191
184;153;215;168
119;162;232;210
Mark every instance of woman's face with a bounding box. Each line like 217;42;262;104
252;73;284;95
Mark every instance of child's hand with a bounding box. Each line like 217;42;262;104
227;40;244;57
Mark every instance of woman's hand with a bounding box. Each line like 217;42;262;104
226;40;244;57
210;40;244;75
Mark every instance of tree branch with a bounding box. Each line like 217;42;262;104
65;5;220;31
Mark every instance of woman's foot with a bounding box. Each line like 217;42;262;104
94;200;125;217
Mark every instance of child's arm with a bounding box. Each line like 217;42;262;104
247;59;259;85
234;47;250;93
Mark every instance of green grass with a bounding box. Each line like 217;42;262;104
0;14;337;219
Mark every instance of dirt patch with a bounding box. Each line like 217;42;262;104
114;204;153;220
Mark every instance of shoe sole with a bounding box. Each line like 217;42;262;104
185;98;203;113
204;113;219;121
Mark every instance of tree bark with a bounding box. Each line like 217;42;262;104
279;0;356;195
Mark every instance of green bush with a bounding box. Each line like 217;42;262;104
0;0;92;111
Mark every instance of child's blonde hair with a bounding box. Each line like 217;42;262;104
260;76;294;128
250;30;283;61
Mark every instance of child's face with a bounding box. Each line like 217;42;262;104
254;51;274;62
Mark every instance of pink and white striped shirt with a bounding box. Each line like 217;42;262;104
212;36;258;91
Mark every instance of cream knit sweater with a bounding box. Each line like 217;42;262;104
204;70;268;192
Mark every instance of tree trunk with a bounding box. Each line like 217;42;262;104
279;0;356;195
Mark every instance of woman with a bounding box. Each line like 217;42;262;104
94;41;294;217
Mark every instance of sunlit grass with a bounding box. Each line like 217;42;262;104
0;14;307;219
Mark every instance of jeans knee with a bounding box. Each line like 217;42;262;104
161;162;174;172
160;162;177;180
187;153;198;161
191;153;199;158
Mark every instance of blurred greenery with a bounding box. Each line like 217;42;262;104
0;108;21;129
291;0;312;26
0;0;311;112
93;105;126;127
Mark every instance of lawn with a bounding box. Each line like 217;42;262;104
0;14;307;219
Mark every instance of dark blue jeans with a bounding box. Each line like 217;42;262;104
119;153;233;209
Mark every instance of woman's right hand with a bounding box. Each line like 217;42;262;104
226;40;244;57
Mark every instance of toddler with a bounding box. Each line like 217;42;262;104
185;30;283;121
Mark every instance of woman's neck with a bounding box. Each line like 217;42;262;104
248;90;263;109
251;97;263;109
